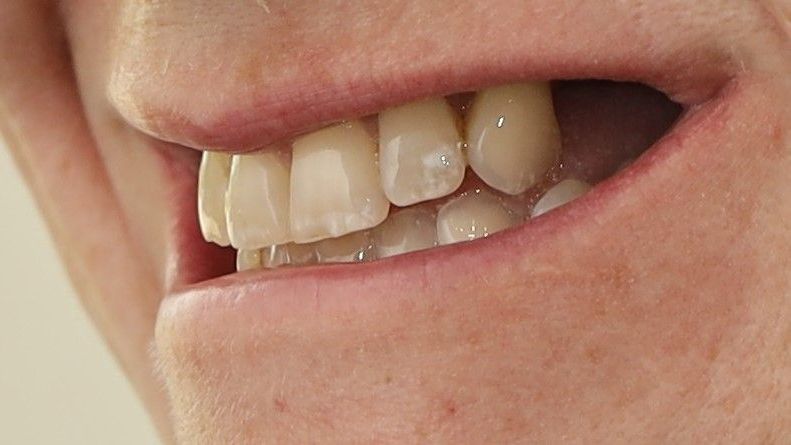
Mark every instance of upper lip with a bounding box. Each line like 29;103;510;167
110;3;737;154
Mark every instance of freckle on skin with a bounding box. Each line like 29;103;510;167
274;397;287;413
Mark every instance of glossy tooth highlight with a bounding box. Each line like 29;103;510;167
531;179;591;217
466;82;561;195
197;152;232;246
378;98;466;206
315;231;375;264
290;121;390;243
436;189;520;245
226;153;291;249
373;207;437;258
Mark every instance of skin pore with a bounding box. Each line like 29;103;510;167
0;1;789;443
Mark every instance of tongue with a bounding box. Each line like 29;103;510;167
553;80;682;184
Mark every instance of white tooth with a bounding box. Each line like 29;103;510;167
315;231;375;263
225;153;291;249
236;249;262;271
436;190;520;245
466;82;561;195
531;179;591;217
290;121;390;243
378;98;466;206
373;207;437;258
198;151;232;246
261;244;291;268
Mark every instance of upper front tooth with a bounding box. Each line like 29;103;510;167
531;179;591;217
198;152;232;246
290;121;390;243
436;190;520;245
378;98;466;206
226;153;291;249
373;207;437;258
315;231;375;263
466;82;561;195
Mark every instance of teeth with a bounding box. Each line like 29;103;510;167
378;98;466;206
290;121;390;243
315;231;375;263
436;190;520;245
197;152;232;246
373;207;437;258
284;243;318;266
466;82;561;195
225;153;292;249
531;179;591;217
236;249;262;271
261;244;291;268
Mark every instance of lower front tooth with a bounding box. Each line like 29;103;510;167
290;121;390;243
226;153;291;249
436;190;520;245
198;152;232;246
315;231;375;263
373;207;437;258
378;98;466;206
466;82;561;195
236;249;262;271
261;244;291;268
531;179;591;217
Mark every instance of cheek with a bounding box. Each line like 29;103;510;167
155;78;789;442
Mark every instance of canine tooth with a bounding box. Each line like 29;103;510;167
378;98;466;206
466;83;561;195
236;249;262;271
290;122;390;243
373;208;437;258
226;153;291;249
198;152;232;246
436;190;519;245
531;179;591;217
315;231;375;263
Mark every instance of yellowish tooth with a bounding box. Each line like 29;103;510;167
261;244;291;268
466;82;561;195
378;98;466;206
436;190;520;245
531;179;591;217
225;153;291;250
284;243;318;266
236;249;262;271
315;231;375;263
198;151;232;246
290;121;390;243
373;207;437;258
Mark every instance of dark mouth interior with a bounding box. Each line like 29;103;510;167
198;80;682;280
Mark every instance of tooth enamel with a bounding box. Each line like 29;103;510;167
225;153;292;249
373;207;437;258
236;249;262;271
284;243;318;266
378;98;466;206
315;231;375;263
466;82;561;195
531;179;591;217
261;244;291;268
198;152;232;246
436;190;520;245
290;121;390;243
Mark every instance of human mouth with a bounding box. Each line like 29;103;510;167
194;81;679;272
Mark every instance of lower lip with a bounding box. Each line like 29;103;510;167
160;78;740;326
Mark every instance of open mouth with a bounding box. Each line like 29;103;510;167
194;80;682;273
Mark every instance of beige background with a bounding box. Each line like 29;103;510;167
0;142;160;444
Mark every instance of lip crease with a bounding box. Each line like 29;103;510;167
158;73;743;327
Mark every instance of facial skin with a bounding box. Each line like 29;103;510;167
0;0;789;443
